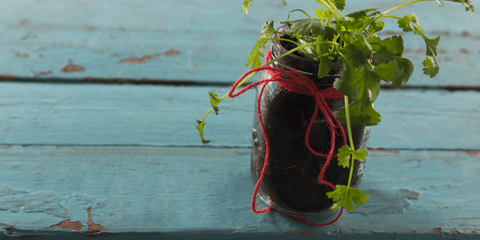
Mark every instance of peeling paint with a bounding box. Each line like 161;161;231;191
86;207;103;233
61;65;84;73
460;49;469;54
446;231;460;236
300;231;315;236
119;55;151;64
50;220;82;232
433;228;442;236
83;25;99;31
466;151;479;155
81;207;112;237
286;231;298;236
285;231;315;237
473;231;480;236
15;53;28;58
164;50;180;56
394;150;400;154
19;234;37;239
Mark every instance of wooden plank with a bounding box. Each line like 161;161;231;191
0;145;478;239
0;0;478;86
0;82;478;149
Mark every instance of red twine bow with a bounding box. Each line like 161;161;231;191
228;49;347;226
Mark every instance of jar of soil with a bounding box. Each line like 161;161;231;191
250;24;371;218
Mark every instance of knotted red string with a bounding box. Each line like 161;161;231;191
228;49;347;226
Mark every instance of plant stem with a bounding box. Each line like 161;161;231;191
344;96;356;188
316;0;341;23
358;0;435;34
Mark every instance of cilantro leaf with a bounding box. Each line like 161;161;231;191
451;0;474;16
423;56;439;77
318;57;333;78
315;7;334;24
341;9;380;33
337;145;353;168
327;185;370;211
331;0;346;11
370;36;414;87
420;34;440;77
352;148;368;161
337;99;381;126
334;67;382;126
397;14;419;33
345;8;377;18
261;20;276;39
246;38;267;68
260;20;276;48
290;20;326;38
196;119;211;144
343;34;373;67
368;19;385;34
337;146;368;168
208;91;221;115
242;0;252;14
374;59;414;87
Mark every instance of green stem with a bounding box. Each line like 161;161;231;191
357;0;434;34
344;96;356;188
317;0;342;23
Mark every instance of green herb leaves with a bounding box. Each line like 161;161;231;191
209;91;221;115
370;35;414;87
397;13;440;78
398;14;418;32
290;21;327;37
421;35;440;77
327;185;370;211
246;20;278;68
452;0;474;16
337;146;367;168
195;119;210;144
246;38;267;68
242;0;252;14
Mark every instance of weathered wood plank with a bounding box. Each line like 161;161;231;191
0;82;478;149
0;146;478;239
0;0;478;86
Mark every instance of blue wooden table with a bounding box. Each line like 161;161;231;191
0;0;479;239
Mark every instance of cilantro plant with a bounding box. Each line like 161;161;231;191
197;0;474;212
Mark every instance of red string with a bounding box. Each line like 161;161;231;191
228;48;347;226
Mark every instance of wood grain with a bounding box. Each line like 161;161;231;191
0;0;478;86
0;146;478;238
0;82;477;149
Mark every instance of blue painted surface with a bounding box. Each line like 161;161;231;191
0;0;479;239
0;0;478;85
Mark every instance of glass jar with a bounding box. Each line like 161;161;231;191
250;25;371;218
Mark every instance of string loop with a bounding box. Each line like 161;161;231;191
228;48;347;226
